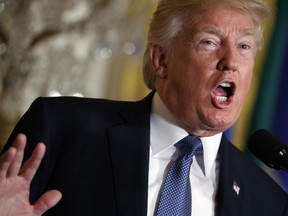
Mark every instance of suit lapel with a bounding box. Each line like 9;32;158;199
216;135;244;216
107;93;153;216
107;93;245;216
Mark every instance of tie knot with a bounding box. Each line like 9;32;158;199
175;135;203;156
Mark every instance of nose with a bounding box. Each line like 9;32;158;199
216;44;238;72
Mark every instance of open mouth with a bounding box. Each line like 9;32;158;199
212;81;235;105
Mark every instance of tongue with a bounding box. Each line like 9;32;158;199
213;87;227;96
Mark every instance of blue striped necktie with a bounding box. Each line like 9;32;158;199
156;135;203;216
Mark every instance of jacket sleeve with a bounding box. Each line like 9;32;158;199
1;97;60;203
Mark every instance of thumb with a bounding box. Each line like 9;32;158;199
33;190;62;215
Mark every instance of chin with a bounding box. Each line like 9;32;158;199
213;120;236;132
205;114;237;132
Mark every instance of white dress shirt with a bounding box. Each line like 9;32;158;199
147;93;222;216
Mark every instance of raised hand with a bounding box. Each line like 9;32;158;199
0;134;62;216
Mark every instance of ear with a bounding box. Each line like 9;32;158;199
150;44;167;78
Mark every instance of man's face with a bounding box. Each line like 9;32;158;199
153;6;256;136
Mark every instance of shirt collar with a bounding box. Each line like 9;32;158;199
150;93;188;155
150;92;222;175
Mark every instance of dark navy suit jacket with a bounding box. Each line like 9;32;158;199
3;93;288;215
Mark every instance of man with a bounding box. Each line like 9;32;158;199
0;0;287;215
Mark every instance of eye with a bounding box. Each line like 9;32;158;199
192;32;221;51
198;39;219;51
201;40;216;46
239;44;251;50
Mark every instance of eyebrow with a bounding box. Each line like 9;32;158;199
192;26;256;38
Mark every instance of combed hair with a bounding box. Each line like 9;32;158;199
143;0;270;89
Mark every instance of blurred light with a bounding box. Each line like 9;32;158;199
61;0;92;24
122;42;136;55
49;90;61;97
72;92;84;97
99;47;112;60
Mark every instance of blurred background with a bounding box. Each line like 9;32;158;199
0;0;287;190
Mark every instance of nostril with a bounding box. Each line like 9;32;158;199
217;54;238;72
218;63;237;72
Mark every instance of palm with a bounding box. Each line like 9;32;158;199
0;134;62;216
0;177;33;215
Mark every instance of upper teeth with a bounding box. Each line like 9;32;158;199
219;82;231;87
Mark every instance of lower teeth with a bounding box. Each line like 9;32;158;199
217;96;227;102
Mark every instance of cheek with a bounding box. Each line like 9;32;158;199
232;72;253;120
241;67;253;94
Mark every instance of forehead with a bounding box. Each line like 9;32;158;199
184;6;255;36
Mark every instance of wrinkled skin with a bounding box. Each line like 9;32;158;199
152;6;256;137
0;134;62;216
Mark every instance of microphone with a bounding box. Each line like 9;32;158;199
248;129;288;172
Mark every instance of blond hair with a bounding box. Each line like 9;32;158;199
143;0;270;89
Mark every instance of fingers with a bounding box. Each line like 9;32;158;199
33;190;62;215
0;147;17;179
19;142;46;182
0;133;46;182
0;134;60;216
0;133;26;179
19;141;61;215
7;134;27;177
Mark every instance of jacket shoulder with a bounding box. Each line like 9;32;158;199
31;95;147;116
